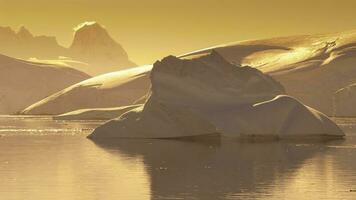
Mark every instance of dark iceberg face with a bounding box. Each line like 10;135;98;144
150;51;285;109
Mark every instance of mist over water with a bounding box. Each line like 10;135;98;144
0;116;356;200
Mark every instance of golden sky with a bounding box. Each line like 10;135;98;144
1;0;356;65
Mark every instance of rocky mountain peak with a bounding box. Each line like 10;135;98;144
71;21;118;49
17;26;33;40
69;21;134;72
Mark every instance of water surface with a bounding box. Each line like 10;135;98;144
0;116;356;200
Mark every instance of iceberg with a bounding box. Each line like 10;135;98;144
89;52;343;139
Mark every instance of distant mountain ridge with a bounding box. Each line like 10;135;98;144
0;25;65;59
0;22;135;75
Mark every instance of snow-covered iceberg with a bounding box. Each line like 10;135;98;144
89;52;342;139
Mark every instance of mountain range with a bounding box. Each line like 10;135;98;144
3;26;356;118
0;22;135;75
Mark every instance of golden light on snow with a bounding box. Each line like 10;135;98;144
73;21;98;32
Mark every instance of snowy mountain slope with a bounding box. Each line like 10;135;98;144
0;54;90;114
21;65;152;115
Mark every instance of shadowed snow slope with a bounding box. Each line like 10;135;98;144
208;95;343;137
53;104;142;120
21;65;152;115
0;54;90;114
180;30;356;115
88;52;343;139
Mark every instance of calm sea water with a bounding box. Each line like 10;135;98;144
0;116;356;200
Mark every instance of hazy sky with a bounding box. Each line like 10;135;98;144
1;0;356;65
